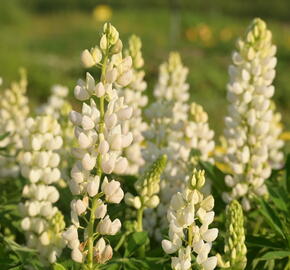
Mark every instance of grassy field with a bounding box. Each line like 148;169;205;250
0;4;290;137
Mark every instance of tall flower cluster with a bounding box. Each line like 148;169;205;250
118;35;148;175
63;23;133;269
153;51;189;123
223;18;279;210
37;84;70;118
18;115;65;264
143;53;214;239
38;84;74;183
218;200;247;270
162;169;218;270
125;155;167;233
0;70;29;178
125;154;167;210
182;102;215;164
268;102;284;169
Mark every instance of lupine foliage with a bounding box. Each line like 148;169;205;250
0;18;289;270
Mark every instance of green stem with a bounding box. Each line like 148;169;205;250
136;207;145;257
86;50;108;270
188;225;193;246
136;207;144;232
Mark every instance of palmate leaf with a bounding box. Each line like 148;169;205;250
124;232;148;257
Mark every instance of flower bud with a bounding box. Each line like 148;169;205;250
95;82;106;97
91;47;102;64
81;49;95;68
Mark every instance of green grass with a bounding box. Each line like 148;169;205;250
0;5;290;139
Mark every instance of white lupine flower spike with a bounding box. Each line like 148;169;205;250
162;169;218;270
63;23;133;269
143;52;215;240
37;84;75;186
0;69;29;178
223;18;282;210
18;115;66;264
116;35;148;175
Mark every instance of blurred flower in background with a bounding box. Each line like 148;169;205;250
219;27;233;42
93;5;112;23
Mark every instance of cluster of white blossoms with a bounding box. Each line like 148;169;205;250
0;70;30;178
118;35;148;175
143;53;215;240
153;51;189;123
38;84;75;183
268;102;284;169
37;84;70;118
182;102;215;164
18;115;65;264
162;169;218;270
222;18;280;210
63;23;133;267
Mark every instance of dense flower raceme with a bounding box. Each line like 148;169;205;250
125;154;167;211
222;18;281;210
37;84;75;183
217;200;247;270
162;169;218;270
63;23;134;267
143;53;215;240
118;35;148;175
268;102;284;169
0;70;30;178
18;115;66;264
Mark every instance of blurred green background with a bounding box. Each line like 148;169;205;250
0;0;290;136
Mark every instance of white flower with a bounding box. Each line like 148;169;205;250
94;237;113;264
87;176;100;197
95;201;107;219
63;225;78;242
71;248;83;263
171;246;192;270
101;178;124;204
97;216;121;235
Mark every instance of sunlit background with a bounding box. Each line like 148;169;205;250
0;0;290;137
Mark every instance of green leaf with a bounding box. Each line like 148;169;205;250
247;235;284;249
258;251;290;261
53;263;66;270
286;154;290;193
257;199;285;239
124;232;148;257
0;132;10;141
268;186;288;212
